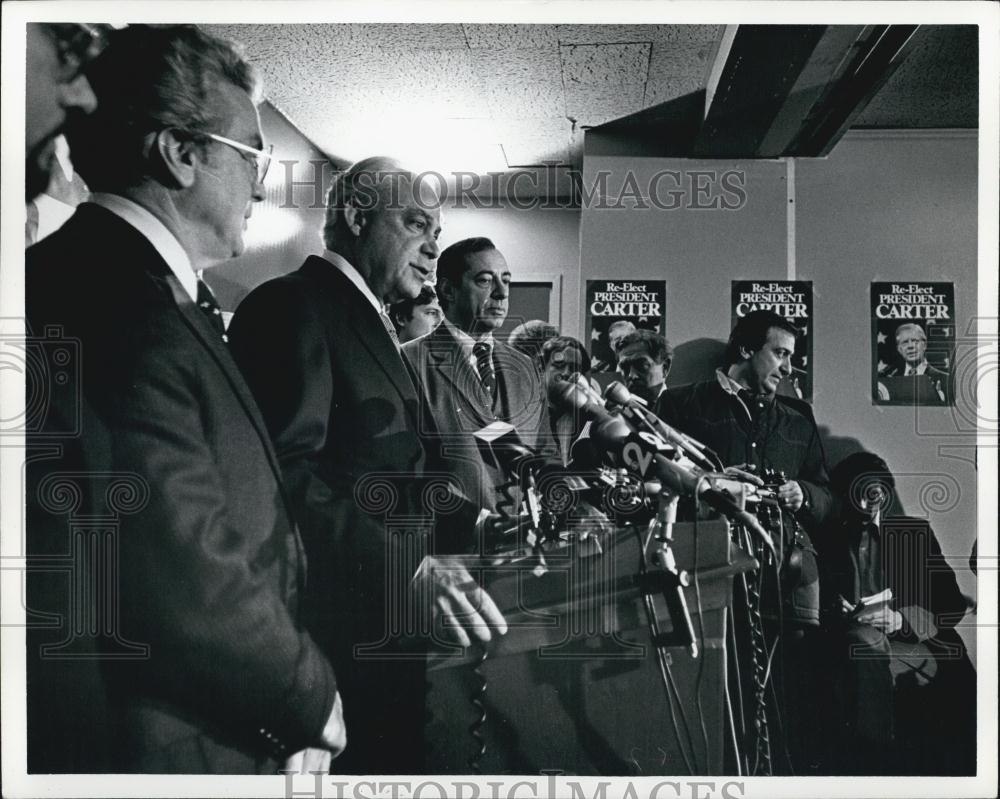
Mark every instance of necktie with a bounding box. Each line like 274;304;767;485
197;279;227;343
472;341;496;401
379;310;401;350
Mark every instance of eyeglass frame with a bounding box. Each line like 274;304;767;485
201;132;274;184
41;23;106;83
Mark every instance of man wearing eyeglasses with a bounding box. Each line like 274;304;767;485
26;25;344;774
25;23;100;201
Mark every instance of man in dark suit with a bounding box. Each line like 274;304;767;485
881;322;950;403
814;452;975;774
402;237;547;512
227;159;507;774
25;25;344;774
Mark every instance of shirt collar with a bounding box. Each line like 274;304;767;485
443;318;493;363
88;193;198;302
716;368;744;396
717;367;779;419
321;249;383;315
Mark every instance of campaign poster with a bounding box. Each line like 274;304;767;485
871;282;955;406
585;280;667;376
731;280;813;401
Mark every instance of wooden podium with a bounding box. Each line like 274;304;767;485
425;519;756;775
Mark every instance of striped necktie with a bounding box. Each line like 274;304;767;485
473;341;496;401
197;279;227;343
379;310;401;350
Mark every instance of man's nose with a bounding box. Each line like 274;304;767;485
780;357;792;375
492;278;509;299
251;179;266;202
61;74;98;114
422;236;440;259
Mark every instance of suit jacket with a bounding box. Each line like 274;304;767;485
401;323;547;513
227;256;474;773
816;514;970;646
885;362;949;380
25;204;337;774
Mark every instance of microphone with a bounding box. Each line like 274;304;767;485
604;381;722;471
588;415;702;497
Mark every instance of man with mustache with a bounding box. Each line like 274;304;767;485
402;237;547;513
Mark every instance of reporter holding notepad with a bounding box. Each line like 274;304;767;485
813;452;975;776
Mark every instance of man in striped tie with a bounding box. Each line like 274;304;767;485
25;24;344;774
401;237;548;513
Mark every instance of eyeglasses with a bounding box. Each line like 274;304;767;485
42;23;106;83
203;133;274;184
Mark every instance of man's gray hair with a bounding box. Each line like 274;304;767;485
322;156;408;251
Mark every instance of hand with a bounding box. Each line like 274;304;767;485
856;607;903;634
318;691;346;756
283;747;331;775
724;464;765;486
413;556;508;648
776;480;804;512
569;499;614;532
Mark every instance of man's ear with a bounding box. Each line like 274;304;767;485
153;129;199;189
662;358;673;378
342;202;368;238
739;346;753;361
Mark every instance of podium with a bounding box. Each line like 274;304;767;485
425;520;756;775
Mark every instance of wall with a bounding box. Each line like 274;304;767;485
209;106;582;321
577;131;979;614
797;130;978;598
206;103;334;311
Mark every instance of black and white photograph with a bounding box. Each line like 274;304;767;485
1;2;997;798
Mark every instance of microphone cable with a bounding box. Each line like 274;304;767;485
691;481;714;772
634;522;699;775
467;642;489;773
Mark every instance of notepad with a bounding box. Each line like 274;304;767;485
851;587;893;618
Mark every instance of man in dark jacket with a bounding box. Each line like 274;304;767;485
26;25;344;773
814;451;975;775
228;160;507;774
657;309;833;774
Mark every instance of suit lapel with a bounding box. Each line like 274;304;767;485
427;325;493;423
301;258;423;430
155;272;289;481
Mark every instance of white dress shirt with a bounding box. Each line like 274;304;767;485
88;193;199;302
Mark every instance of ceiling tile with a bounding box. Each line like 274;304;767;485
561;43;650;126
462;24;560;49
470;48;566;119
643;40;716;107
854;25;978;128
555;24;720;46
560;42;652;87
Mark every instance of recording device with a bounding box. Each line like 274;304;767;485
473;421;609;561
603;381;723;471
556;379;777;554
